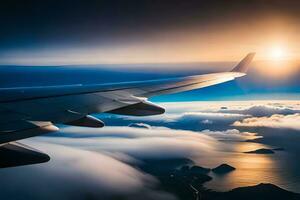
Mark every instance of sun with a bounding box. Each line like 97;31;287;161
270;46;286;60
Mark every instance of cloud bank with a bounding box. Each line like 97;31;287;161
0;141;176;200
2;100;299;199
233;113;300;130
99;101;300;133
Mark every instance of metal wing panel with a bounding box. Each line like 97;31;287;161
0;53;254;143
0;142;50;168
0;72;245;142
134;72;242;97
0;73;242;102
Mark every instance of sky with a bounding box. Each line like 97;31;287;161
1;0;300;64
0;62;299;101
1;2;300;199
0;0;299;101
0;0;299;100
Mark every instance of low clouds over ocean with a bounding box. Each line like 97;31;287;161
1;100;300;199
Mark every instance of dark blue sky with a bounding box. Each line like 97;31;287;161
1;0;300;64
2;0;298;50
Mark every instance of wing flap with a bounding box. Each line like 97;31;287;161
0;142;50;168
0;122;58;144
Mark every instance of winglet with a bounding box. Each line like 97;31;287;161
231;52;255;73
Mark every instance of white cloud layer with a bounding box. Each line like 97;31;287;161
233;113;300;130
42;126;219;159
2;100;299;199
100;100;300;132
0;141;176;200
159;101;300;116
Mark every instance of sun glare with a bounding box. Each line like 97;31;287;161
270;46;286;60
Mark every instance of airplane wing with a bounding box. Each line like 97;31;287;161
0;53;255;145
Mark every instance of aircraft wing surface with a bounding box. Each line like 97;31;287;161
0;53;255;144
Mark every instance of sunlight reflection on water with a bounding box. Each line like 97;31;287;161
193;141;299;192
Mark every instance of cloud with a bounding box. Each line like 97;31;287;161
173;112;248;130
128;123;152;129
233;113;300;130
159;101;300;116
201;129;258;141
43;125;257;160
223;105;300;117
42;126;219;159
0;141;176;200
98;101;300;132
101;112;248;132
3;101;298;199
4;125;236;200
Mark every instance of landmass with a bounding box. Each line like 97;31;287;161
135;158;299;200
203;183;300;200
212;164;236;174
244;148;275;154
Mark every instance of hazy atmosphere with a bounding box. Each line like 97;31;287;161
1;1;300;200
1;0;300;64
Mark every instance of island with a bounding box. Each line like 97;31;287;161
212;164;236;174
244;148;275;154
135;157;299;200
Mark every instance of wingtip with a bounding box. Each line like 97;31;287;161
231;52;255;73
247;52;256;60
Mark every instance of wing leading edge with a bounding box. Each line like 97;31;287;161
0;53;255;103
